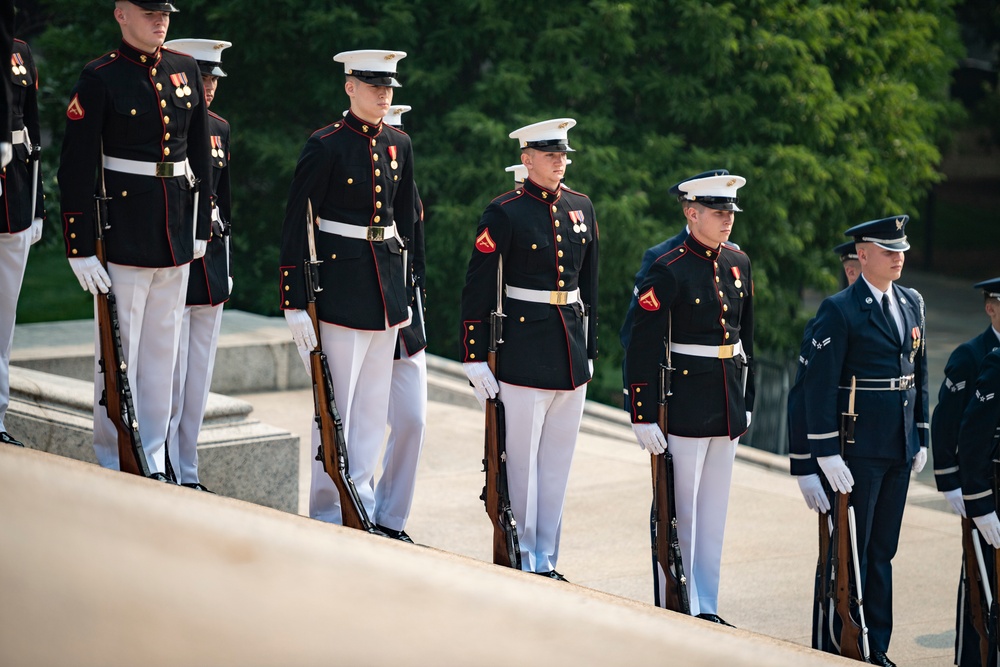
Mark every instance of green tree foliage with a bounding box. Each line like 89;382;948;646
34;0;962;405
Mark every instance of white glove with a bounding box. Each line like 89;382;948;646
228;276;234;294
943;488;966;517
588;359;594;376
797;474;831;514
193;239;207;259
974;512;1000;549
911;447;927;473
29;218;43;245
463;362;498;408
0;142;11;168
632;422;667;455
817;454;854;494
746;411;752;428
284;309;317;354
68;256;112;295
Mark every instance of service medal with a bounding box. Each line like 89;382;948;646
212;149;219;158
573;224;581;233
170;73;185;97
183;85;192;96
580;223;587;232
388;145;398;170
734;279;742;288
390;160;398;170
18;65;26;75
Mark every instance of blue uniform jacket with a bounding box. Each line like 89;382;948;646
803;278;929;461
957;349;1000;518
932;326;1000;492
788;317;820;476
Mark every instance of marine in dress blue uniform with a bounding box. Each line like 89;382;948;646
163;38;233;492
460;118;598;579
58;1;212;477
0;37;45;448
374;104;425;542
279;50;417;524
937;278;1000;666
804;216;929;667
787;240;860;652
624;171;754;624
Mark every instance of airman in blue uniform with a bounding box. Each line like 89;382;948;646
804;215;929;667
937;277;1000;666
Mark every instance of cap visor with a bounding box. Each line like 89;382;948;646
354;75;401;88
702;201;741;212
873;240;910;252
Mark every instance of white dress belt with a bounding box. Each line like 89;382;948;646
11;128;31;149
506;285;580;306
103;155;190;178
670;339;744;360
838;375;916;391
317;217;397;242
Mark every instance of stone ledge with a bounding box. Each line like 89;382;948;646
6;366;298;513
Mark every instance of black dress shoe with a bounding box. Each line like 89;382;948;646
148;472;177;483
696;613;735;628
1;431;24;447
375;524;414;543
870;651;896;667
182;482;215;493
534;570;569;582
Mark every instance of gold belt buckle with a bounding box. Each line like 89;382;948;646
717;344;735;359
154;162;175;178
549;291;569;305
367;227;385;242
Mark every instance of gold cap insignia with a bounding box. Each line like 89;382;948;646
726;179;736;187
558;122;569;129
385;54;396;61
895;218;904;230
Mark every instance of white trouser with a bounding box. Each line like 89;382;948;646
374;349;427;531
661;433;738;617
0;228;32;432
166;302;224;484
499;381;587;573
298;322;397;524
93;263;188;474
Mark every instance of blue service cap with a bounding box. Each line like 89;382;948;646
974;277;1000;298
833;241;858;261
844;215;910;252
669;169;729;198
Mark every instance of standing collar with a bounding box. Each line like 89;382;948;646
522;178;561;204
683;233;722;261
342;110;384;138
119;40;161;67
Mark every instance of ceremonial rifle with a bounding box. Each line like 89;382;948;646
651;332;690;613
305;199;378;533
814;495;832;651
94;144;150;477
829;377;870;662
962;516;990;665
480;257;521;568
992;458;1000;661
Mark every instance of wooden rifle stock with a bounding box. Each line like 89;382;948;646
813;499;831;651
303;199;377;533
481;288;521;569
992;459;1000;653
651;360;690;613
830;377;869;662
962;517;990;665
94;165;150;477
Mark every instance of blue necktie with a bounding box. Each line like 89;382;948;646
882;294;900;344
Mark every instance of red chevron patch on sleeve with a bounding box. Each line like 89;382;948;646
638;287;660;311
475;229;496;254
66;94;85;120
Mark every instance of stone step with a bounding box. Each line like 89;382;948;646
0;444;846;666
6;366;298;513
11;310;309;393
